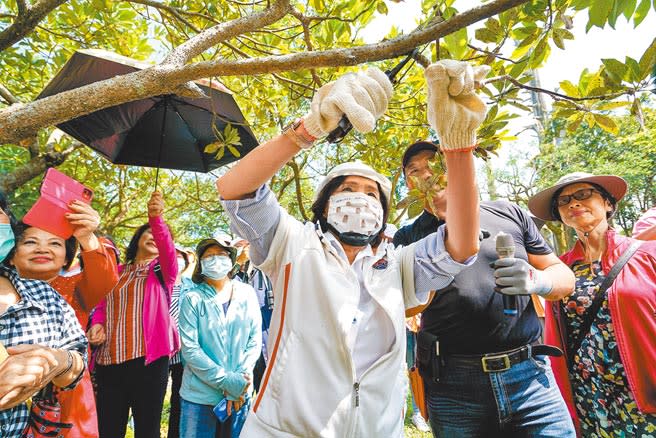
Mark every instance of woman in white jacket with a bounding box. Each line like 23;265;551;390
216;60;488;437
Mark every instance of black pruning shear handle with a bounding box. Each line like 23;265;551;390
325;48;420;144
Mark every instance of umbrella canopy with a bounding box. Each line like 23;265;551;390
38;49;258;173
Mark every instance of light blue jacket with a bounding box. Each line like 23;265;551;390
179;280;262;406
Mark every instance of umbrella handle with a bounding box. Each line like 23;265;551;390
155;100;168;190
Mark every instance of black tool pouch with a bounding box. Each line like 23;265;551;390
417;330;441;383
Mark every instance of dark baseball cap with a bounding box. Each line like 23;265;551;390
401;141;439;171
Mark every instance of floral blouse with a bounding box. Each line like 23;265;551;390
564;261;656;437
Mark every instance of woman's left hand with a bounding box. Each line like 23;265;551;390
147;191;164;218
66;200;100;250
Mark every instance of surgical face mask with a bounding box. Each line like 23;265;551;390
177;258;187;273
0;224;15;263
200;255;233;280
326;192;383;246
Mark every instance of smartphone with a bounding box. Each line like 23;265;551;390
23;168;93;239
213;398;230;423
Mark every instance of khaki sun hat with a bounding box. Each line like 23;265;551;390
528;172;627;221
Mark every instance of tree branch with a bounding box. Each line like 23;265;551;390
0;0;530;145
0;83;20;105
0;0;68;52
0;144;79;193
163;0;291;65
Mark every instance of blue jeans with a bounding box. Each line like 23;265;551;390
180;397;251;438
426;354;575;438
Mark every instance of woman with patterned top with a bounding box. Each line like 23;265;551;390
7;201;118;438
0;193;88;438
529;172;656;436
88;191;179;438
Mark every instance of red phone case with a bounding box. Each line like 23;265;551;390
23;168;93;239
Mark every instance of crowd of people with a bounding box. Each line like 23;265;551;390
0;59;654;438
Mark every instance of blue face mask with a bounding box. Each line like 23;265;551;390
201;255;233;280
0;223;15;263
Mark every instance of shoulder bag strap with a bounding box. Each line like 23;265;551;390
566;240;643;368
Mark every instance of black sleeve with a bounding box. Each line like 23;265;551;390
512;203;552;255
392;226;409;247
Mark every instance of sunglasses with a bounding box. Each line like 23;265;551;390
556;188;600;207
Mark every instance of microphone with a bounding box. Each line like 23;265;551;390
495;231;518;316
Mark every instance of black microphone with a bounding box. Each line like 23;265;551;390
495;231;518;317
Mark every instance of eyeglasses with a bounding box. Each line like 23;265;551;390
556;188;599;207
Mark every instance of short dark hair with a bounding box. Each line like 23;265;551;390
550;183;618;222
0;190;18;229
310;175;389;248
9;222;79;270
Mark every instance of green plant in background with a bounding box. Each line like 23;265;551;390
204;124;242;161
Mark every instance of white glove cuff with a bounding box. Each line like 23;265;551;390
532;269;553;297
438;130;477;151
303;112;326;139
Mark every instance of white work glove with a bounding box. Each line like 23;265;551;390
425;60;490;151
303;67;393;139
492;258;553;297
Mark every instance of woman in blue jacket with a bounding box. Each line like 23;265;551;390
179;237;262;438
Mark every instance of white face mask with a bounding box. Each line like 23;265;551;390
200;255;233;280
177;258;187;272
326;192;383;238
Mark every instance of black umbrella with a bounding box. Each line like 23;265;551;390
38;49;258;186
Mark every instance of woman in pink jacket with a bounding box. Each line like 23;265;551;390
529;172;656;436
89;192;179;438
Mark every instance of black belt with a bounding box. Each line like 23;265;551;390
445;344;563;373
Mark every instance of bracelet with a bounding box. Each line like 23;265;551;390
282;118;315;150
54;350;74;379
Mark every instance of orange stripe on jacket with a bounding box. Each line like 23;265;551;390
253;263;291;413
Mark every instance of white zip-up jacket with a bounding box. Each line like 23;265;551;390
223;186;472;437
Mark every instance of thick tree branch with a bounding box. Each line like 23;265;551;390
0;0;68;52
0;144;79;193
164;0;291;65
0;0;529;145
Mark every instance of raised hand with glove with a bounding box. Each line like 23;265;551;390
302;67;393;141
424;59;490;152
492;257;554;296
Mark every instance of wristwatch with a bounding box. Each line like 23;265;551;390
282;118;315;150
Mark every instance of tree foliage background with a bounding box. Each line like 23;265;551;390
0;0;655;250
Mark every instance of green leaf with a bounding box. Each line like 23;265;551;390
552;30;565;49
204;142;220;154
593;114;619;134
625;56;641;81
529;36;550;68
594;101;630;110
638;37;656;79
622;0;638;19
444;27;468;60
588;0;613;28
227;145;241;157
601;58;627;83
475;28;499;44
559;80;581;97
566;115;584;133
634;0;651;25
376;1;388;14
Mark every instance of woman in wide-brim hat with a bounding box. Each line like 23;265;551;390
528;172;656;436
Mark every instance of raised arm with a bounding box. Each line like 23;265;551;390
425;60;490;262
